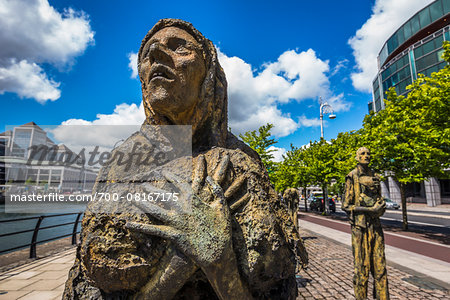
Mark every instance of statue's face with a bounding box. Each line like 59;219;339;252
356;148;371;165
139;26;206;124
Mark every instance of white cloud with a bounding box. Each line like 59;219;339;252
268;146;287;163
218;48;349;138
349;0;434;92
0;60;60;102
51;102;145;150
0;0;94;102
331;59;349;76
61;102;145;126
128;52;138;78
298;116;321;128
326;93;349;112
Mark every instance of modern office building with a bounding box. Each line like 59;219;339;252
0;122;97;193
370;0;449;113
370;0;450;206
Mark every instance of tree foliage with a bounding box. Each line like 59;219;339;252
239;124;277;166
273;145;312;193
239;123;278;182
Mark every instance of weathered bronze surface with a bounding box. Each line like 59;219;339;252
63;19;307;299
283;188;299;231
342;147;390;300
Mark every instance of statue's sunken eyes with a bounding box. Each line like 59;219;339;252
142;37;199;60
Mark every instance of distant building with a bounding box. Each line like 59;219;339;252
370;0;450;206
0;122;97;192
370;0;449;113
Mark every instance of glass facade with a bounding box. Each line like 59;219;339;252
11;129;32;157
371;0;449;113
378;0;449;67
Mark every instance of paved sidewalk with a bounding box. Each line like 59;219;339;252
405;203;450;213
0;248;74;300
296;226;450;299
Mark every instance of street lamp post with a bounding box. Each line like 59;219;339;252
319;97;336;139
319;97;336;215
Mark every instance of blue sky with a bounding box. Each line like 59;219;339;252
0;0;434;160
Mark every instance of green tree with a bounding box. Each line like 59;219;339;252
239;123;278;183
362;41;450;230
303;138;336;215
330;130;365;198
273;145;313;210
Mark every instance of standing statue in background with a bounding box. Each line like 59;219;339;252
63;19;307;299
283;188;299;231
342;147;389;300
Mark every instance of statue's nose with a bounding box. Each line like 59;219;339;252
148;43;172;65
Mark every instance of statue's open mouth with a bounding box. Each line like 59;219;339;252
150;64;175;82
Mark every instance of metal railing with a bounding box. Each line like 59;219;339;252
0;212;83;258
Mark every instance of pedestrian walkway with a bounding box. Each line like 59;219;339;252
296;226;450;299
0;248;74;300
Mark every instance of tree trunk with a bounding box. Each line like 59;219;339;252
400;182;408;231
323;184;330;216
303;185;308;212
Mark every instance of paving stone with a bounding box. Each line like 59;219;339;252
2;272;42;280
21;278;65;291
0;291;31;300
17;291;61;300
33;270;68;280
35;263;72;271
0;279;39;291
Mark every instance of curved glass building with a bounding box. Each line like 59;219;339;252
370;0;450;113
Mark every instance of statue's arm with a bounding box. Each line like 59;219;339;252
133;252;198;300
342;175;355;214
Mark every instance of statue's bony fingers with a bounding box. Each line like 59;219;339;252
224;175;246;199
162;170;191;196
230;193;251;213
205;176;226;206
192;154;206;194
141;182;169;194
130;200;175;224
126;222;181;241
212;154;230;185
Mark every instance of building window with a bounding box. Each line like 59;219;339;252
406;182;422;197
430;0;444;23
419;6;432;28
440;179;450;197
445;0;450;14
416;51;441;72
375;98;382;111
12;129;32;157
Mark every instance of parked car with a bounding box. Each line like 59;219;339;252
384;198;400;210
310;196;336;213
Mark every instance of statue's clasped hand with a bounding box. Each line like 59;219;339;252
125;154;248;270
371;198;386;217
353;198;386;217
